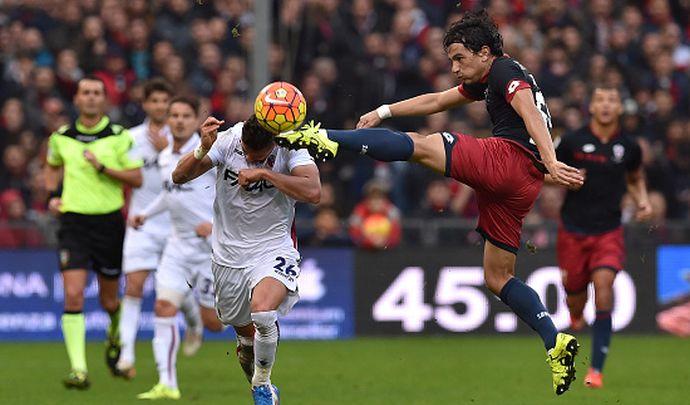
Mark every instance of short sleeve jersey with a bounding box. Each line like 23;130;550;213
557;126;642;234
207;122;316;267
458;56;552;159
47;116;143;214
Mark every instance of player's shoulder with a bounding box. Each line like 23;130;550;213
110;122;126;136
218;121;244;143
52;124;71;137
128;122;147;138
491;56;525;75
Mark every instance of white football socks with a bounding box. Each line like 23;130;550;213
251;311;279;387
153;316;179;389
119;295;142;366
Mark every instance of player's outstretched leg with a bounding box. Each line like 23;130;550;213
484;242;578;395
275;121;413;162
180;291;204;357
586;269;615;389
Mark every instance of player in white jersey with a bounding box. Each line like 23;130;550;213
129;97;225;401
172;114;321;405
117;80;203;379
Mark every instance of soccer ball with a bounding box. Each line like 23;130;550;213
254;81;307;134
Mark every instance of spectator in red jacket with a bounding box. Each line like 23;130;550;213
349;180;402;250
0;189;43;248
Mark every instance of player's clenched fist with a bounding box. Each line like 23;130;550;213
200;116;225;150
238;168;266;186
128;214;146;229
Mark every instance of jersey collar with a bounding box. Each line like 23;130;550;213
76;116;110;134
589;123;620;144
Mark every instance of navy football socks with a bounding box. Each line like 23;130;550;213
499;277;558;351
326;128;414;162
591;310;612;372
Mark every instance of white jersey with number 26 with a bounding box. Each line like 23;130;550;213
207;122;315;267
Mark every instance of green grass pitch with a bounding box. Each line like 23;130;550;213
1;336;687;404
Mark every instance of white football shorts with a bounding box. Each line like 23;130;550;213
156;236;215;309
212;249;301;327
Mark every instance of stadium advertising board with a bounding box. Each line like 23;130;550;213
657;245;690;305
0;250;158;341
280;248;355;339
355;247;656;335
0;249;354;341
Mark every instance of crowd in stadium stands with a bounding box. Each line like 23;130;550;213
1;0;689;249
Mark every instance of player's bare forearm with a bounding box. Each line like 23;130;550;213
260;165;321;204
510;89;556;162
172;153;213;184
511;89;583;187
360;88;472;127
392;88;471;116
44;164;63;192
103;167;143;188
626;169;649;204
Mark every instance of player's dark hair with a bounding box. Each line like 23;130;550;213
443;9;503;57
77;75;106;93
242;115;275;151
144;78;174;99
168;95;199;116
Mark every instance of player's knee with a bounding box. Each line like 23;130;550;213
483;268;513;295
64;288;84;310
251;310;278;335
99;295;119;313
154;299;178;317
125;275;146;297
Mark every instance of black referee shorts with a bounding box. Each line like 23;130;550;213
58;210;125;278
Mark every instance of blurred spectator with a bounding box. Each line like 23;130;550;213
0;144;31;203
54;49;83;100
0;98;28;150
349;180;402;250
305;208;351;247
0;189;43;248
94;47;136;107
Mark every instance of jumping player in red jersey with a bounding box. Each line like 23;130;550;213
275;10;584;395
555;86;651;389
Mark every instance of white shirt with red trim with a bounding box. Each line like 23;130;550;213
207;122;315;267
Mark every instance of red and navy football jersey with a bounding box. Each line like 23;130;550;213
458;56;552;160
557;125;642;234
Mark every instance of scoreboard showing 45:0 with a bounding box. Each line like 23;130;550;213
354;248;656;335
